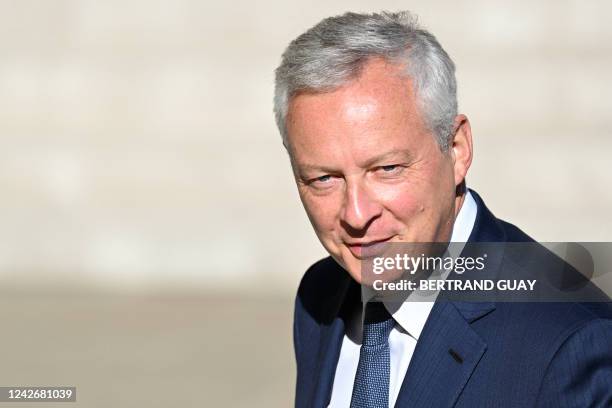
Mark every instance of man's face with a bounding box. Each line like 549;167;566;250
286;59;467;283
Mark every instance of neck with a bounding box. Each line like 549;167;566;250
453;181;467;219
454;191;466;219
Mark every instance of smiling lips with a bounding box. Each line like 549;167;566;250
346;237;393;258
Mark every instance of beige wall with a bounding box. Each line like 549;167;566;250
1;1;611;292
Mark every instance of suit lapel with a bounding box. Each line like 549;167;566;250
394;301;493;407
310;316;346;407
310;277;359;408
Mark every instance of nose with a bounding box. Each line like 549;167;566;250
340;178;383;234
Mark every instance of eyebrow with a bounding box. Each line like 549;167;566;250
295;148;414;175
360;148;414;168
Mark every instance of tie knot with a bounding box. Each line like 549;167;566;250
362;302;395;347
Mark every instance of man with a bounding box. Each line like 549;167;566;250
273;11;612;408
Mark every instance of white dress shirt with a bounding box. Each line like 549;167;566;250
328;191;478;407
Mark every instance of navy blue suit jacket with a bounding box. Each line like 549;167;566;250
293;191;612;407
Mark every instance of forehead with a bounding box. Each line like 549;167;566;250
285;59;430;164
288;58;418;122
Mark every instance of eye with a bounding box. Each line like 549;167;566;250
307;174;338;190
374;164;405;179
379;164;403;173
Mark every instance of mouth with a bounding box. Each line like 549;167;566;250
345;237;393;259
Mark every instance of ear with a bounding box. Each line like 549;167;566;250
450;114;473;187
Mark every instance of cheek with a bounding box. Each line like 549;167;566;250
372;176;447;227
378;185;422;219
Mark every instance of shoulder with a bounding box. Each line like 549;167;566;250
295;256;352;325
490;215;612;340
464;300;612;406
498;218;534;242
534;309;612;407
490;300;612;346
297;257;346;302
464;191;612;404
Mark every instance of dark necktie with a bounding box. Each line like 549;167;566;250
350;302;395;408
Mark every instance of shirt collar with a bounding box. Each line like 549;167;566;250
384;190;478;340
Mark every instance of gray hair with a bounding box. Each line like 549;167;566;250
273;11;458;151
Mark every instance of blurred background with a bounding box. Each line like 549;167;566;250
0;0;611;406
